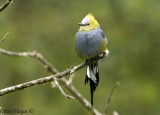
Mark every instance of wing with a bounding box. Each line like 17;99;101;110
97;29;108;52
100;29;108;45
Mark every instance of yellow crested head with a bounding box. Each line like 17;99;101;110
79;13;100;32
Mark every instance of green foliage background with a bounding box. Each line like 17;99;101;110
0;0;160;115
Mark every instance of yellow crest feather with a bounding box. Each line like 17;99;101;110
80;13;99;32
87;13;94;18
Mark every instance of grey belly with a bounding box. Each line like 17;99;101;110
75;36;102;59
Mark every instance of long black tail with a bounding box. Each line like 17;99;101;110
85;61;99;105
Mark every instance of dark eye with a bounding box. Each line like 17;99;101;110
84;23;90;26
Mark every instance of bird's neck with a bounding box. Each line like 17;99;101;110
80;25;99;32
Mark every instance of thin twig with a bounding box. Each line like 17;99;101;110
105;81;119;114
0;32;9;44
51;81;56;88
62;78;102;115
0;0;13;12
67;73;75;85
0;48;104;115
0;62;86;96
53;77;75;100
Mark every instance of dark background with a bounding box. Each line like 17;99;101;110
0;0;160;114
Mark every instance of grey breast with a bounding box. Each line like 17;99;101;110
75;29;102;59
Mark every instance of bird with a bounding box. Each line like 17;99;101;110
75;13;109;105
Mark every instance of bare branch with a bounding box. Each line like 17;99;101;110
105;82;120;114
0;75;52;96
53;77;75;100
62;78;102;115
0;48;104;115
51;81;56;88
0;62;86;96
67;73;75;85
0;32;9;44
0;0;13;12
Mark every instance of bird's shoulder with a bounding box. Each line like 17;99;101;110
98;28;108;44
76;28;101;37
76;28;108;44
76;29;94;39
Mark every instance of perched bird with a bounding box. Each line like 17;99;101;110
75;13;109;105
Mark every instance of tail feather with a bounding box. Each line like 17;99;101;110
85;61;99;105
95;66;99;86
85;74;89;85
90;79;96;105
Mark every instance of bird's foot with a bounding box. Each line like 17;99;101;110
99;52;106;58
99;49;109;59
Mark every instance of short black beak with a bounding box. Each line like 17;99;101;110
78;23;84;26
